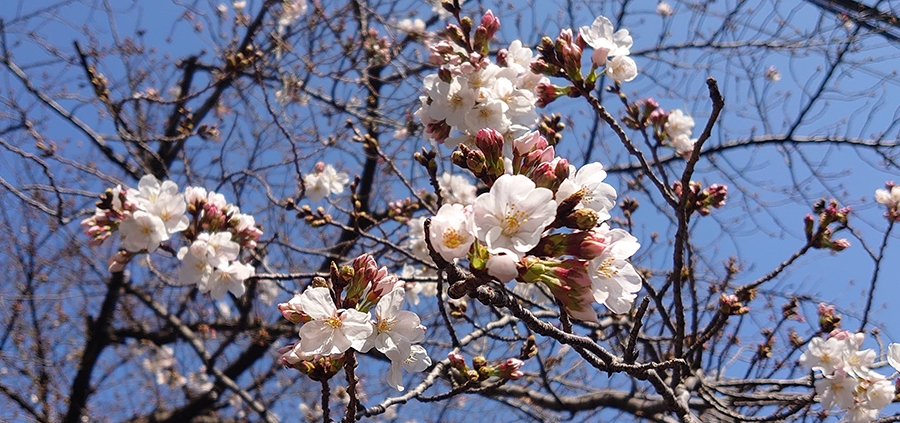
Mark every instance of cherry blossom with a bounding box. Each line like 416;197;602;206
888;342;900;371
437;172;477;205
428;203;475;261
665;109;695;139
473;174;556;258
555;162;617;222
119;211;169;253
579;15;633;67
385;344;431;392
297;287;374;355
304;162;350;202
201;261;254;300
586;224;642;313
605;55;638;83
360;287;426;361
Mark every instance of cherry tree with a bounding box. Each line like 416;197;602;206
1;0;900;422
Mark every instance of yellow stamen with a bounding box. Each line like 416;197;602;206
442;228;465;249
595;257;619;279
324;316;343;328
502;203;530;237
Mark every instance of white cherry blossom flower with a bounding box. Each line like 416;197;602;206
181;231;240;269
201;261;253;300
587;224;642;313
657;1;674;17
506;40;534;74
128;175;179;209
606;55;638;83
815;370;857;410
465;98;510;134
665;109;695;139
297;287;374;355
875;186;900;209
304;163;350;202
888;343;900;372
555;162;617;222
144;192;189;236
177;251;212;286
428;204;475;261
862;377;895;410
473;174;556;258
361;287;425;360
800;336;847;376
438;172;477;205
429;78;476;129
120;210;169;253
671;134;697;156
580;16;633;67
385;344;431;391
397;18;425;35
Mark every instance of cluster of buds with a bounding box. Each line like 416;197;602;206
447;352;525;383
719;293;749;316
673;181;728;216
362;27;392;67
804;199;850;252
387;197;420;223
817;302;842;333
533;30;581;82
183;187;262;249
622;98;660;130
82;187;140;247
277;254;431;391
537;113;565;145
531;14;638;98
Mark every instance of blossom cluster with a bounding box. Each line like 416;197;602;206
303;161;350;203
414;10;544;149
278;254;430;391
801;330;900;422
425;128;641;321
875;181;900;222
82;175;262;300
622;98;698;157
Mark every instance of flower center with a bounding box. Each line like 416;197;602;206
442;228;465;249
576;186;594;206
324;316;343;328
377;317;396;334
595;257;619;278
501;203;530;237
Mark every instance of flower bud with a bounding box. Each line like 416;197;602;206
561;208;599;230
495;358;524;380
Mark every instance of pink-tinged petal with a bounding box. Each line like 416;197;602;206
300;287;336;319
386;353;405;391
376;288;406;320
341;309;375;351
889;343;900;372
298;320;335;355
393;311;425;344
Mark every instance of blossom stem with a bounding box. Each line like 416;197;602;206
341;351;359;423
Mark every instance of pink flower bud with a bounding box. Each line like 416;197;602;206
496;358;524;380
